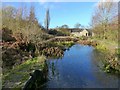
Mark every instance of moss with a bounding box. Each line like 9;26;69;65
3;55;46;88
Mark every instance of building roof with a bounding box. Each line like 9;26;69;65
69;28;90;32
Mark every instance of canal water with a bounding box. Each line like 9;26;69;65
44;44;119;88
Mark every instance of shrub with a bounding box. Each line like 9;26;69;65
2;27;16;42
48;29;66;36
80;36;88;40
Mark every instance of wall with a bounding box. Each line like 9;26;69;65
71;29;89;37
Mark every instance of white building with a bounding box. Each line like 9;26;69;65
70;28;91;37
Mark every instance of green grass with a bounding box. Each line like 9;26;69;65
55;41;74;48
3;55;46;88
91;37;120;74
96;44;107;52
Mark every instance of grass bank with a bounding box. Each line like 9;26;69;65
91;38;120;74
2;55;46;88
2;41;75;88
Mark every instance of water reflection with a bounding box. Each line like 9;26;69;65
47;60;60;80
45;44;119;88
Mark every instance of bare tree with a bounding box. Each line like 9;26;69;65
74;23;81;29
61;24;69;28
29;5;36;23
2;5;43;45
91;0;118;39
44;8;50;31
2;6;16;30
